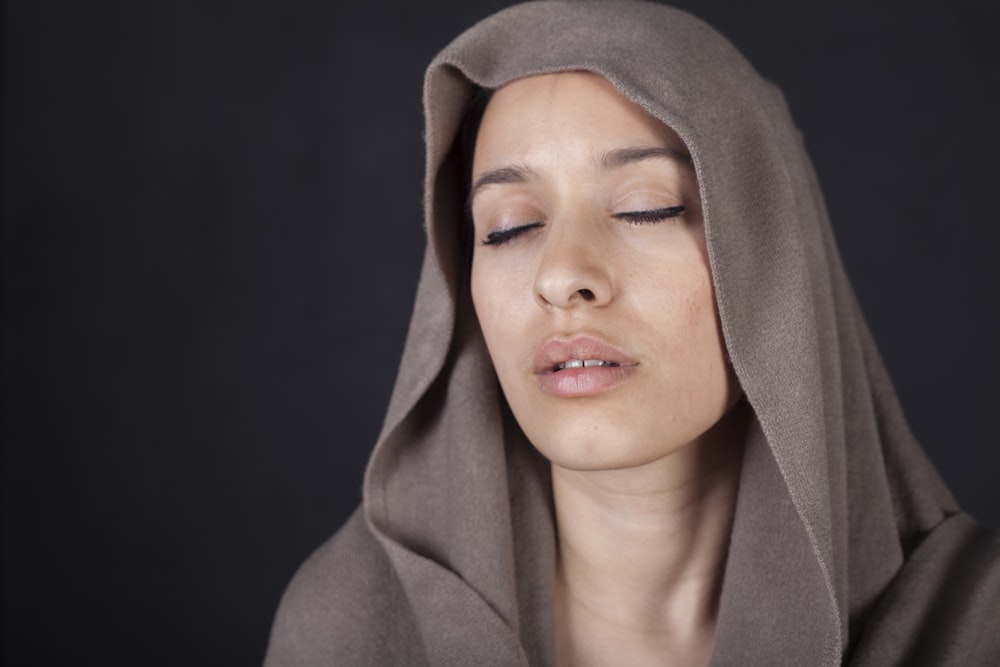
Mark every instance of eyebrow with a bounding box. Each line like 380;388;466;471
469;164;537;205
599;146;693;170
468;145;693;208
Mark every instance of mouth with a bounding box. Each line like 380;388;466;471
532;336;637;397
553;359;621;371
534;336;635;375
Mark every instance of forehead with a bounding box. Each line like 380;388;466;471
473;71;685;171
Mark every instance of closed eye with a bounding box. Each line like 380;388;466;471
613;206;685;224
481;221;544;246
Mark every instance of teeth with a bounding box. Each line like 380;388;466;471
555;359;620;370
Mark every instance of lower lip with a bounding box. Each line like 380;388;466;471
535;364;636;398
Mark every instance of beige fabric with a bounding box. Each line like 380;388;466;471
265;2;1000;664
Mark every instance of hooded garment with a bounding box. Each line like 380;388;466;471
264;2;1000;664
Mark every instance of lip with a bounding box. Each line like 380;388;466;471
533;336;638;398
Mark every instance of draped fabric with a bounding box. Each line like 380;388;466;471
265;2;1000;664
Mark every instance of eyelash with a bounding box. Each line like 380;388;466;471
612;205;685;224
482;221;544;246
480;206;685;247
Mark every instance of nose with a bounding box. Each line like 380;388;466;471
533;219;614;310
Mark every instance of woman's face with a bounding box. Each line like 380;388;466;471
470;72;737;471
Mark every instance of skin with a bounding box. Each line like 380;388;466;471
469;72;746;666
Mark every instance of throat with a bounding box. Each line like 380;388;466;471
550;403;749;666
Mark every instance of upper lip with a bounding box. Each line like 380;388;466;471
533;336;637;374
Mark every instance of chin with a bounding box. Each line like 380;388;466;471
522;422;685;472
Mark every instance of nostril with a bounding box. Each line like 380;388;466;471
576;288;595;301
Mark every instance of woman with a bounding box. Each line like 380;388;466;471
265;2;1000;664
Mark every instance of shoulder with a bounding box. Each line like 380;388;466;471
850;513;1000;666
263;508;427;666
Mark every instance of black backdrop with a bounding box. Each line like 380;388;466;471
3;0;998;664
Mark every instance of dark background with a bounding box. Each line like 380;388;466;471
3;0;997;664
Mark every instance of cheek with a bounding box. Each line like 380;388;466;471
471;262;523;369
685;268;718;332
679;263;736;412
471;262;502;328
647;255;727;378
646;254;716;328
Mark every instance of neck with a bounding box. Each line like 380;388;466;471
552;401;748;667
